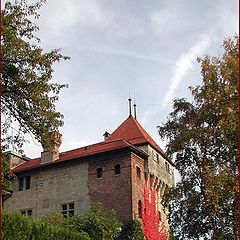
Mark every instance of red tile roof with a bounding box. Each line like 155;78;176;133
105;115;165;155
13;139;147;173
13;115;169;173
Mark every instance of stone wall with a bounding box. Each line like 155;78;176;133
4;160;90;219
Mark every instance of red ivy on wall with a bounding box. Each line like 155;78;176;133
142;178;168;240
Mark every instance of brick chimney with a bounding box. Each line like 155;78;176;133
41;132;62;164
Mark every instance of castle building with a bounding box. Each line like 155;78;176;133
4;109;174;237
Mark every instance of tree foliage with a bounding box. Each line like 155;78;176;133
65;204;122;240
158;35;238;239
2;0;69;151
41;204;145;240
2;153;16;196
116;220;145;240
42;204;123;240
2;210;90;240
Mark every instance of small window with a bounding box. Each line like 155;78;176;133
158;211;161;221
61;203;74;218
138;200;142;219
18;177;24;191
136;167;141;178
25;176;31;190
96;168;103;178
156;154;159;163
114;164;121;175
165;162;170;173
27;209;33;217
20;209;33;217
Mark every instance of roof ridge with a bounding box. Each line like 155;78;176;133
105;115;165;155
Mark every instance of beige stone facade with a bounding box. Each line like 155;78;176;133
5;160;90;219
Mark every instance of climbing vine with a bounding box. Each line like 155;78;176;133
142;178;168;240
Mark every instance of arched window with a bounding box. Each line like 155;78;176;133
114;164;121;175
96;168;103;178
136;167;141;178
138;200;142;218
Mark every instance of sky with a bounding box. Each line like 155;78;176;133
4;0;238;158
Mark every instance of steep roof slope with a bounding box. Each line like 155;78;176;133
105;115;165;155
13;139;147;173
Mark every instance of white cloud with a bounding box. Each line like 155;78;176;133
40;0;110;36
151;9;175;33
141;34;210;125
162;34;210;108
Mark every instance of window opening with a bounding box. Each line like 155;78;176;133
138;200;142;218
25;176;31;190
136;167;141;178
61;203;74;217
96;168;103;178
114;164;121;175
20;209;33;217
18;177;24;191
165;162;170;173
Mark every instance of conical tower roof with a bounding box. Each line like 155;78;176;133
105;115;165;156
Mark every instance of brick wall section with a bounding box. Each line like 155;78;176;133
88;149;133;221
130;152;145;220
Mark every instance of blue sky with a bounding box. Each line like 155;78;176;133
4;0;238;158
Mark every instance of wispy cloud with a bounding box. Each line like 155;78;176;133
162;34;210;108
151;8;175;34
40;0;110;35
141;34;210;125
77;46;173;64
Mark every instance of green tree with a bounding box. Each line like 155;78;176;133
65;204;122;240
2;153;16;197
1;0;69;200
158;35;238;239
2;0;69;151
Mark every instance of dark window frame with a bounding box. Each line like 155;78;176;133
96;167;103;179
25;176;31;190
136;167;141;178
138;200;142;218
20;209;33;217
114;164;121;175
18;177;24;191
61;202;75;218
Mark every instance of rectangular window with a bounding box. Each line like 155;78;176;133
18;177;24;191
114;164;121;175
136;167;141;178
96;168;103;179
25;176;31;190
20;209;33;217
61;203;74;217
165;162;170;173
26;209;33;217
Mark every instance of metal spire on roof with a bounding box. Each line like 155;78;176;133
128;91;132;116
133;95;137;120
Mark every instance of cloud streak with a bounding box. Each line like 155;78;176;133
162;34;210;108
141;34;210;126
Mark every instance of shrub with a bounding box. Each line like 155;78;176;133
65;204;122;240
2;210;90;240
116;220;145;240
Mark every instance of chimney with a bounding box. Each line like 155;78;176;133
103;131;110;140
41;132;62;164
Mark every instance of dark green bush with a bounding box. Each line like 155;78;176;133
116;220;145;240
2;211;90;240
65;204;122;240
